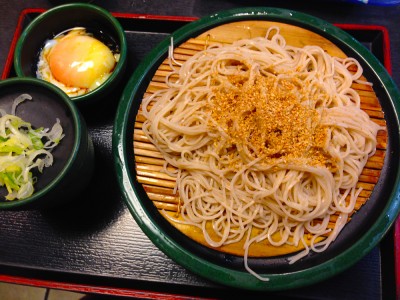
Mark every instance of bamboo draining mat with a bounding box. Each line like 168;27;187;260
133;21;387;257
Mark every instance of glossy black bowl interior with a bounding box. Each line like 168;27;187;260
0;77;94;209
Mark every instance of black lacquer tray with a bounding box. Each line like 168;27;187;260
0;9;395;299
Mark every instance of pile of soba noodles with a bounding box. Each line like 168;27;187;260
141;26;383;281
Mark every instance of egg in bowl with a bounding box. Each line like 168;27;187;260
36;27;120;97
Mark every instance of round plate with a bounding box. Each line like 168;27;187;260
113;7;400;291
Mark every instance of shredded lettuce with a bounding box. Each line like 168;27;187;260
0;94;64;201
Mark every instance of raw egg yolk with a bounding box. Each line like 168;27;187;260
48;35;116;89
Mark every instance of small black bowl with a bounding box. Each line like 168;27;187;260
13;3;127;107
0;77;94;209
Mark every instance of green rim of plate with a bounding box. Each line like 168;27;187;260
113;7;400;291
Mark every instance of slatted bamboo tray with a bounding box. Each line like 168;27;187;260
133;21;387;257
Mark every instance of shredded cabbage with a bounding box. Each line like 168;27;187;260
0;94;64;200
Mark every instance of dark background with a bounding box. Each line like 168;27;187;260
0;1;399;299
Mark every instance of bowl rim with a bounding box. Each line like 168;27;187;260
0;77;82;209
13;2;128;104
113;6;400;291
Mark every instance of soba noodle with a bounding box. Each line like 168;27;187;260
141;26;383;281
